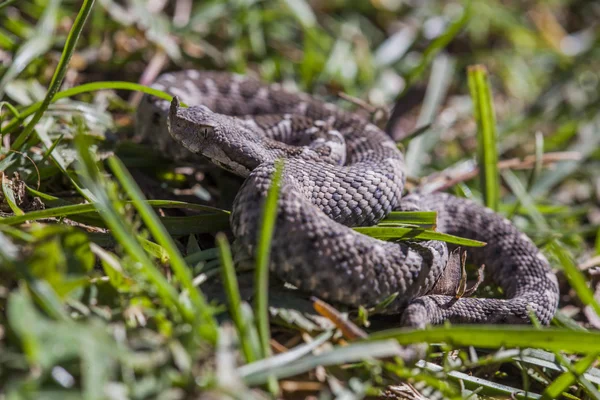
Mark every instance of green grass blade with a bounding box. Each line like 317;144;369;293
0;224;34;243
0;0;59;98
0;101;20;136
184;248;219;265
216;233;259;363
23;279;70;322
508;132;544;219
530;121;600;198
44;117;96;202
107;156;217;342
502;169;549;232
547;240;600;319
0;200;227;226
404;54;455;176
354;226;486;247
414;360;540;399
381;211;437;227
3;81;179;137
254;160;284;357
11;0;95;150
0;234;69;322
254;160;284;394
369;325;600;354
467;64;500;211
399;2;470;96
0;0;18;11
1;175;24;216
543;353;600;399
73;134;194;325
39;132;65;164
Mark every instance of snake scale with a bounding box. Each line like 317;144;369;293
136;70;559;331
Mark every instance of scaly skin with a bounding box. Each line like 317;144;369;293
136;71;559;332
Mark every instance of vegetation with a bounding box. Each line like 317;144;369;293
1;0;600;398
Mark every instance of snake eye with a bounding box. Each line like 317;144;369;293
199;126;213;138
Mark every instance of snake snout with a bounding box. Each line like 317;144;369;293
167;97;218;153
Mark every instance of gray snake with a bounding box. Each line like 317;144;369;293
136;71;559;331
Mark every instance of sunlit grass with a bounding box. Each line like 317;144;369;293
0;0;599;398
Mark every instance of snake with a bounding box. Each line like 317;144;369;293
136;70;559;333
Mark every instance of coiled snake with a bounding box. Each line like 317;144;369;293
137;71;559;335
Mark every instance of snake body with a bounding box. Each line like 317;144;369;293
137;71;559;328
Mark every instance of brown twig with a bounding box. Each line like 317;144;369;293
129;50;169;107
337;91;390;128
311;297;367;340
427;151;581;192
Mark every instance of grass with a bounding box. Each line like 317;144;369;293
1;0;600;399
468;64;500;212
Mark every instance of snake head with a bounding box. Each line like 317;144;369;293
167;96;221;153
167;96;256;177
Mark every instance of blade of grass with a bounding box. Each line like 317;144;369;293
0;0;59;98
373;26;416;68
3;81;180;137
0;199;227;226
543;353;600;399
214;324;247;394
11;0;95;150
413;360;541;399
530;119;600;198
354;226;486;247
73;134;195;326
184;248;219;265
467;64;500;211
0;0;18;11
501;169;549;232
254;159;284;395
369;325;600;353
381;211;437;226
0;231;69;321
242;339;406;386
508;131;544;219
0;224;35;242
1;173;24;216
0;31;14;50
107;156;217;342
237;330;333;378
39;132;64;164
399;2;470;97
216;233;259;363
281;0;316;28
547;240;600;319
0;101;20;136
24;279;70;322
404;54;455;176
43;117;96;202
511;349;600;384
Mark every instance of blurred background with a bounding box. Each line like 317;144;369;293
6;0;595;255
